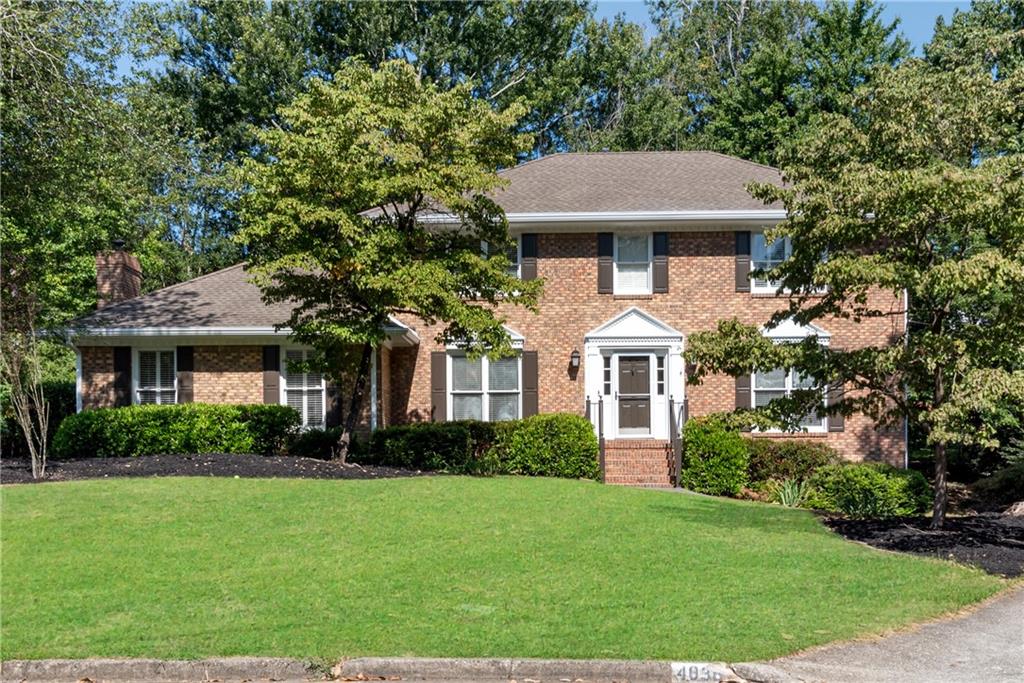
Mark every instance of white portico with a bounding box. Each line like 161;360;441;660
584;307;686;440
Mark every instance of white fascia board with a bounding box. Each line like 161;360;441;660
68;326;289;338
418;209;786;226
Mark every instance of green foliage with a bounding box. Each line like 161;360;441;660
679;417;750;496
238;59;540;371
52;404;300;459
746;438;839;484
769;478;812;508
362;421;500;475
971;463;1024;509
491;414;600;480
288;426;342;460
807;463;933;518
362;414;600;479
1;381;76;459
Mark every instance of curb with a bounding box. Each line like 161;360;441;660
1;656;803;682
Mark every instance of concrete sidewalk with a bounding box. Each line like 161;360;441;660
763;585;1024;682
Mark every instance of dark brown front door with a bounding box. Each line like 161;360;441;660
618;356;650;431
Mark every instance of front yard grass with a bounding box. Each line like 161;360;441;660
0;476;1005;662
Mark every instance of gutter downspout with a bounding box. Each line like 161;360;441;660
75;348;83;413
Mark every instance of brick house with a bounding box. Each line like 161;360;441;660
71;152;907;484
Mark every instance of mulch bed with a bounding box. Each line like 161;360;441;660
0;453;427;485
825;514;1024;578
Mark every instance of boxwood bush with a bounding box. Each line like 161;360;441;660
679;416;749;496
491;413;600;479
806;462;932;518
745;438;838;485
360;413;599;479
361;421;500;474
52;404;300;458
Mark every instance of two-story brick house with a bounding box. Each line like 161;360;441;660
70;151;907;484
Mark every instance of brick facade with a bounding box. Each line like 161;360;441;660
80;346;116;410
193;346;263;404
390;231;907;465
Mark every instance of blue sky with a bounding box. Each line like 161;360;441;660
594;0;972;53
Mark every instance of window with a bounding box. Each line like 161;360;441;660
751;233;792;292
137;350;175;404
449;354;520;421
656;356;665;395
614;233;652;294
483;237;521;278
752;367;825;430
283;349;324;428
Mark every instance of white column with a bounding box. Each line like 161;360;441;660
370;347;378;432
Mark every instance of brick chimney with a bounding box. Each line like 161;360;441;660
96;240;142;308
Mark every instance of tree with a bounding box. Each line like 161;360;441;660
237;60;542;459
684;58;1024;528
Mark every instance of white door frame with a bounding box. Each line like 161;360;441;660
584;307;685;441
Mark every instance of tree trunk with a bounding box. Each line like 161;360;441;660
335;342;373;464
931;441;948;529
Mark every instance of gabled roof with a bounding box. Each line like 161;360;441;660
493;151;783;214
71;263;291;330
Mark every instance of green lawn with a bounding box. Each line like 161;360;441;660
0;476;1005;662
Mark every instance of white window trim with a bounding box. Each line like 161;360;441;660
613;233;653;295
280;348;326;429
750;232;792;294
446;353;523;422
132;348;177;405
751;368;827;434
482;236;522;279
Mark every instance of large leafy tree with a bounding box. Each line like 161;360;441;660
238;60;542;459
685;55;1024;527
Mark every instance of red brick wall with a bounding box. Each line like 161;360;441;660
391;231;906;465
80;347;115;409
194;346;263;404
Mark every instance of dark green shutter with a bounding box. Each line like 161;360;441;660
176;346;194;403
262;345;280;404
522;350;539;417
521;234;538;281
597;233;614;294
113;346;132;407
653;232;669;293
430;351;446;422
735;231;751;292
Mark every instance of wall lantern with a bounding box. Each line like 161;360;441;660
570;349;581;368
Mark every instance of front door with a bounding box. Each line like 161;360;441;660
618;356;651;434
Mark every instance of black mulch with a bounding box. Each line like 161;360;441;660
0;453;428;485
825;514;1024;578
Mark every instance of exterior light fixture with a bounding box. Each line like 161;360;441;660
570;349;581;368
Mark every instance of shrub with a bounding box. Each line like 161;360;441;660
361;421;499;474
806;463;932;518
679;417;749;496
288;426;342;459
1;380;76;459
971;462;1024;510
491;413;600;480
745;438;838;485
52;404;300;458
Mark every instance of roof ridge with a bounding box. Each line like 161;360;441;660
700;149;781;173
77;262;248;320
499;149;780;172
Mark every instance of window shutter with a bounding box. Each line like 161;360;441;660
521;234;538;281
828;380;845;432
735;231;751;293
176;346;193;403
113;346;132;407
325;380;342;428
522;350;539;417
735;374;752;432
653;232;669;293
430;351;447;422
262;345;280;404
597;233;614;294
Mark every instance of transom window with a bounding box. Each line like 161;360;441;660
449;354;521;421
751;233;792;292
752;367;825;431
283;349;325;428
137;350;176;404
614;233;652;294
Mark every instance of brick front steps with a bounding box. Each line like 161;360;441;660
603;439;673;487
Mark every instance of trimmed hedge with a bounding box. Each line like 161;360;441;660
362;421;499;474
806;463;932;518
360;413;600;479
746;438;838;484
492;413;601;480
52;404;300;458
680;416;749;496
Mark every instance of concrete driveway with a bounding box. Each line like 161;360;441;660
761;585;1024;682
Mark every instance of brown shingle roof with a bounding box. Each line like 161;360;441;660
73;263;293;329
493;151;782;213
